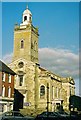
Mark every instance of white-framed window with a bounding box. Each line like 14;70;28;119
8;86;11;98
2;72;5;82
2;85;5;97
8;74;11;83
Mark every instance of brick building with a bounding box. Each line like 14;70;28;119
0;60;16;114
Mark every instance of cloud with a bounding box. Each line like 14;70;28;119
2;53;13;64
2;48;79;95
39;47;79;79
2;48;79;79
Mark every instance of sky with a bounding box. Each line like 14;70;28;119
1;2;80;95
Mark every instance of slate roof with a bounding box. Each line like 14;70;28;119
0;60;16;75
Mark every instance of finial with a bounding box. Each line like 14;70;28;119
26;5;28;9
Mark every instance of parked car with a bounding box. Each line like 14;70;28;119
0;111;32;120
54;111;69;116
54;111;70;120
54;111;79;120
35;111;60;120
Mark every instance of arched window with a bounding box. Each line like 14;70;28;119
18;71;24;86
21;40;24;49
40;85;45;98
24;16;27;21
19;75;23;86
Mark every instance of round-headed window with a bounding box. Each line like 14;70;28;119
40;85;45;96
24;16;27;21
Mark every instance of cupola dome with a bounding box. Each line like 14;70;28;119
21;5;32;26
23;6;32;15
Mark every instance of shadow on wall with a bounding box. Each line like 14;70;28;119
13;89;24;111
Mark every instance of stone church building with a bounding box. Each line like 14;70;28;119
9;6;75;114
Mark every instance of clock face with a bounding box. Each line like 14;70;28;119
18;62;24;68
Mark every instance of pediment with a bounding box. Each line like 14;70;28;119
9;58;35;66
9;58;35;72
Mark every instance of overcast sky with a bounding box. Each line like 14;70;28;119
1;1;79;95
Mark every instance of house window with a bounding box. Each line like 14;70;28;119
19;75;23;86
21;40;24;49
24;16;27;21
2;72;5;82
8;74;11;83
8;86;11;98
40;85;45;98
2;86;5;97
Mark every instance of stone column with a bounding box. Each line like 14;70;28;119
34;63;39;111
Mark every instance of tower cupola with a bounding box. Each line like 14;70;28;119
22;5;32;25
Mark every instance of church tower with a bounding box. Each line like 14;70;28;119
13;6;39;63
9;6;39;111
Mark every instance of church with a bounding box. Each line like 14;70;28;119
9;6;75;115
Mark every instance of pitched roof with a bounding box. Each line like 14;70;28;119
0;60;16;75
